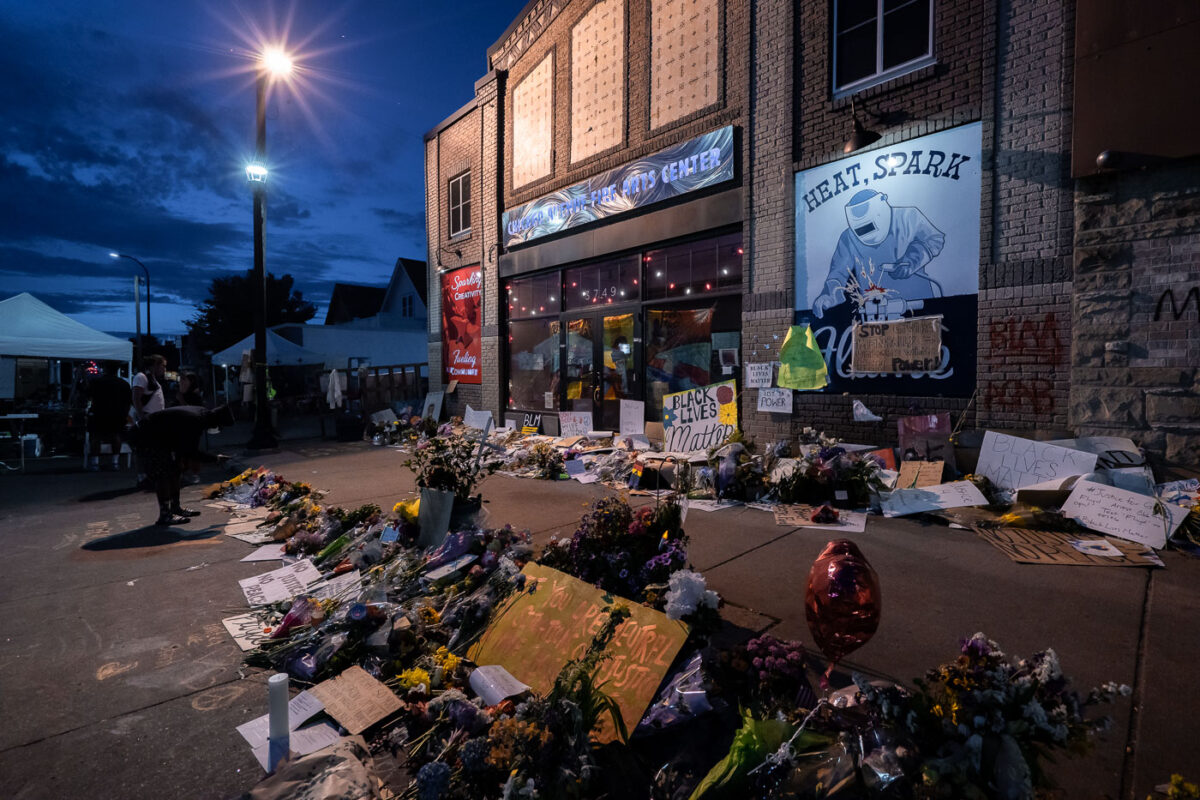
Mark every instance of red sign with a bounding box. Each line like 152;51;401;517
442;265;482;384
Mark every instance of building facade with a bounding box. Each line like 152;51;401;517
426;0;1199;464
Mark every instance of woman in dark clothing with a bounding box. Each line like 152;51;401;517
132;405;235;525
173;372;205;407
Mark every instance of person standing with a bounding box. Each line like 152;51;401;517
131;354;166;488
85;363;132;471
171;372;204;407
131;405;234;525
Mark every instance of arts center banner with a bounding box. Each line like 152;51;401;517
793;122;982;396
442;265;481;384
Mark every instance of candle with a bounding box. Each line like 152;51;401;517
267;673;289;770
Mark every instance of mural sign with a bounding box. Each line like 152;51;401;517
441;265;481;384
794;123;981;395
662;379;737;452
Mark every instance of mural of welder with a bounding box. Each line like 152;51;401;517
812;189;947;318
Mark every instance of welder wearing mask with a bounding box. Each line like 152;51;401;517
812;189;946;318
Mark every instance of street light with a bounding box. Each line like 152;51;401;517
109;252;151;363
245;46;293;451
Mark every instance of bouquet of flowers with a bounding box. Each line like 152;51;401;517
406;432;501;502
776;438;886;507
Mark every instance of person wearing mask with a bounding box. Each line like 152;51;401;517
85;363;132;471
130;404;235;525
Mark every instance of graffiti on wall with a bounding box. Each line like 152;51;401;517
982;378;1056;416
987;313;1064;361
1153;287;1200;321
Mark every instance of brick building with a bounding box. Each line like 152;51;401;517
426;0;1199;464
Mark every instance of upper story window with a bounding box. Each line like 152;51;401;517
833;0;934;97
448;171;471;238
401;295;414;317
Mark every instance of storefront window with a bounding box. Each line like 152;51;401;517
643;234;742;300
563;256;640;310
508;318;559;411
506;273;559;319
645;307;715;412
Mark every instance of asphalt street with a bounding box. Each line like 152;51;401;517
0;433;1195;799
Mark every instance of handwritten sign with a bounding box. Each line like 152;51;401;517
896;460;944;489
662;380;738;453
851;315;943;374
975;432;1098;490
974;527;1162;567
309;665;402;735
558;411;594;438
619;400;644;436
222;613;273;651
522;412;542;435
773;504;868;533
469;564;689;743
463;405;493;430
1060;480;1188;549
238;559;323;607
744;362;773;389
757;388;793;413
881;481;987;517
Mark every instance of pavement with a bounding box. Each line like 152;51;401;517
0;419;1196;799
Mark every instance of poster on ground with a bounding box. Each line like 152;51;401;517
441;265;481;384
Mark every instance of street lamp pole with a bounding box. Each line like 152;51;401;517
110;252;151;358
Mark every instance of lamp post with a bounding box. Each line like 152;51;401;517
245;47;292;451
109;252;151;362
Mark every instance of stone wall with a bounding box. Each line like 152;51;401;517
1072;157;1200;465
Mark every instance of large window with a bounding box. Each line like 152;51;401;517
448;171;471;237
563;256;640;310
507;273;560;319
643;233;742;301
508;318;559;411
833;0;933;96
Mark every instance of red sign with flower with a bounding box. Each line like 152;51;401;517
442;265;482;384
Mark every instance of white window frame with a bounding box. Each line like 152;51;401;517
448;171;471;238
832;0;935;99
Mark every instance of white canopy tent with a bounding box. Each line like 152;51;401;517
0;293;133;362
212;329;332;367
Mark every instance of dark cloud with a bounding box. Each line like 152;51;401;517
372;207;425;236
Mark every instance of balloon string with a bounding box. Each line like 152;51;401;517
749;698;829;775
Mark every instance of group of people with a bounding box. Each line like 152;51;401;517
86;355;234;526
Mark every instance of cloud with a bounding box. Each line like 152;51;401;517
372;207;425;236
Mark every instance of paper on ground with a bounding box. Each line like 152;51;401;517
881;481;988;517
469;665;532;707
573;473;599;484
687;499;742;512
773;505;868;533
1070;539;1124;557
239;559;323;606
236;691;325;750
309;665;402;735
223;613;273;651
975;431;1098;490
1060;479;1188;549
251;723;343;772
240;543;287;562
308;571;362;603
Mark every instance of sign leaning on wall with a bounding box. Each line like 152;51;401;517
441;265;482;384
793;122;982;396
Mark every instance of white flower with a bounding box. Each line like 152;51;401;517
663;570;720;620
1032;648;1062;683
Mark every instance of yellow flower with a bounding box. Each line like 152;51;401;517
397;667;430;690
417;606;441;624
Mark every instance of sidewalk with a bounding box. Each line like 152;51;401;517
0;435;1193;798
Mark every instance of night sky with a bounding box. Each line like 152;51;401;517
0;0;525;338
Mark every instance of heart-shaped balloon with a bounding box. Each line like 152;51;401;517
805;539;881;672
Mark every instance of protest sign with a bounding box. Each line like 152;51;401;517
223;614;273;651
463;405;493;430
773;505;868;533
1060;480;1188;549
309;666;403;735
521;412;542;434
974;527;1162;567
240;543;287;563
896;460;944;489
469;564;689;743
238;559;322;607
558;411;593;438
881;481;987;517
744;362;773;389
662;380;738;452
975;431;1098;490
421;391;444;421
619;400;645;436
776;325;828;391
757;388;793;413
851;315;943;374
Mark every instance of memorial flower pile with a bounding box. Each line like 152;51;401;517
405;431;502;501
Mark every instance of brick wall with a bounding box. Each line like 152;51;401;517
1072;158;1200;465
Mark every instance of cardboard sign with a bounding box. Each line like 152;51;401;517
619;400;645;437
744;362;773;389
422;391;445;421
309;666;402;735
463;405;493;430
469;564;689;743
896;460;944;489
558;411;594;438
975;431;1098;490
661;380;738;453
238;559;323;607
522;412;542;435
851;315;943;374
757;387;793;413
1060;480;1188;549
773;505;868;533
881;481;988;517
223;613;273;652
974;527;1162;567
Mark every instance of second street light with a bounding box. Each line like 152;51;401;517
245;47;292;451
109;251;151;362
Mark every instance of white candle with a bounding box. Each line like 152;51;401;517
268;673;289;740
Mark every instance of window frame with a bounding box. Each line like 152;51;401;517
832;0;935;99
448;171;471;238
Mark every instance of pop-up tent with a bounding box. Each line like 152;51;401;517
212;329;331;367
0;293;133;361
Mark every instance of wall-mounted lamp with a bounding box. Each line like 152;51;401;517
843;99;881;154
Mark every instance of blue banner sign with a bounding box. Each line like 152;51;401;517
503;125;735;247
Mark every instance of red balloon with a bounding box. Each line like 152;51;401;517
805;539;881;666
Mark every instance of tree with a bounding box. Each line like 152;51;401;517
187;270;316;353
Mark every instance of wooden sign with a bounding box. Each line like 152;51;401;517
469;564;689;743
851;315;942;374
309;666;402;735
662;380;738;453
974;527;1162;567
896;460;944;489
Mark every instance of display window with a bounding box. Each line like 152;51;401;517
507;318;560;410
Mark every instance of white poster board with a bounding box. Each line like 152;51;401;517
558;411;594;438
662;380;738;452
881;481;988;517
757;387;793;413
1061;480;1188;549
421;391;445;421
975;431;1098;490
744;362;773;389
619;400;645;437
463;405;493;430
238;559;323;607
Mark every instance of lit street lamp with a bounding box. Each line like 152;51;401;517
245;46;293;451
109;252;151;363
